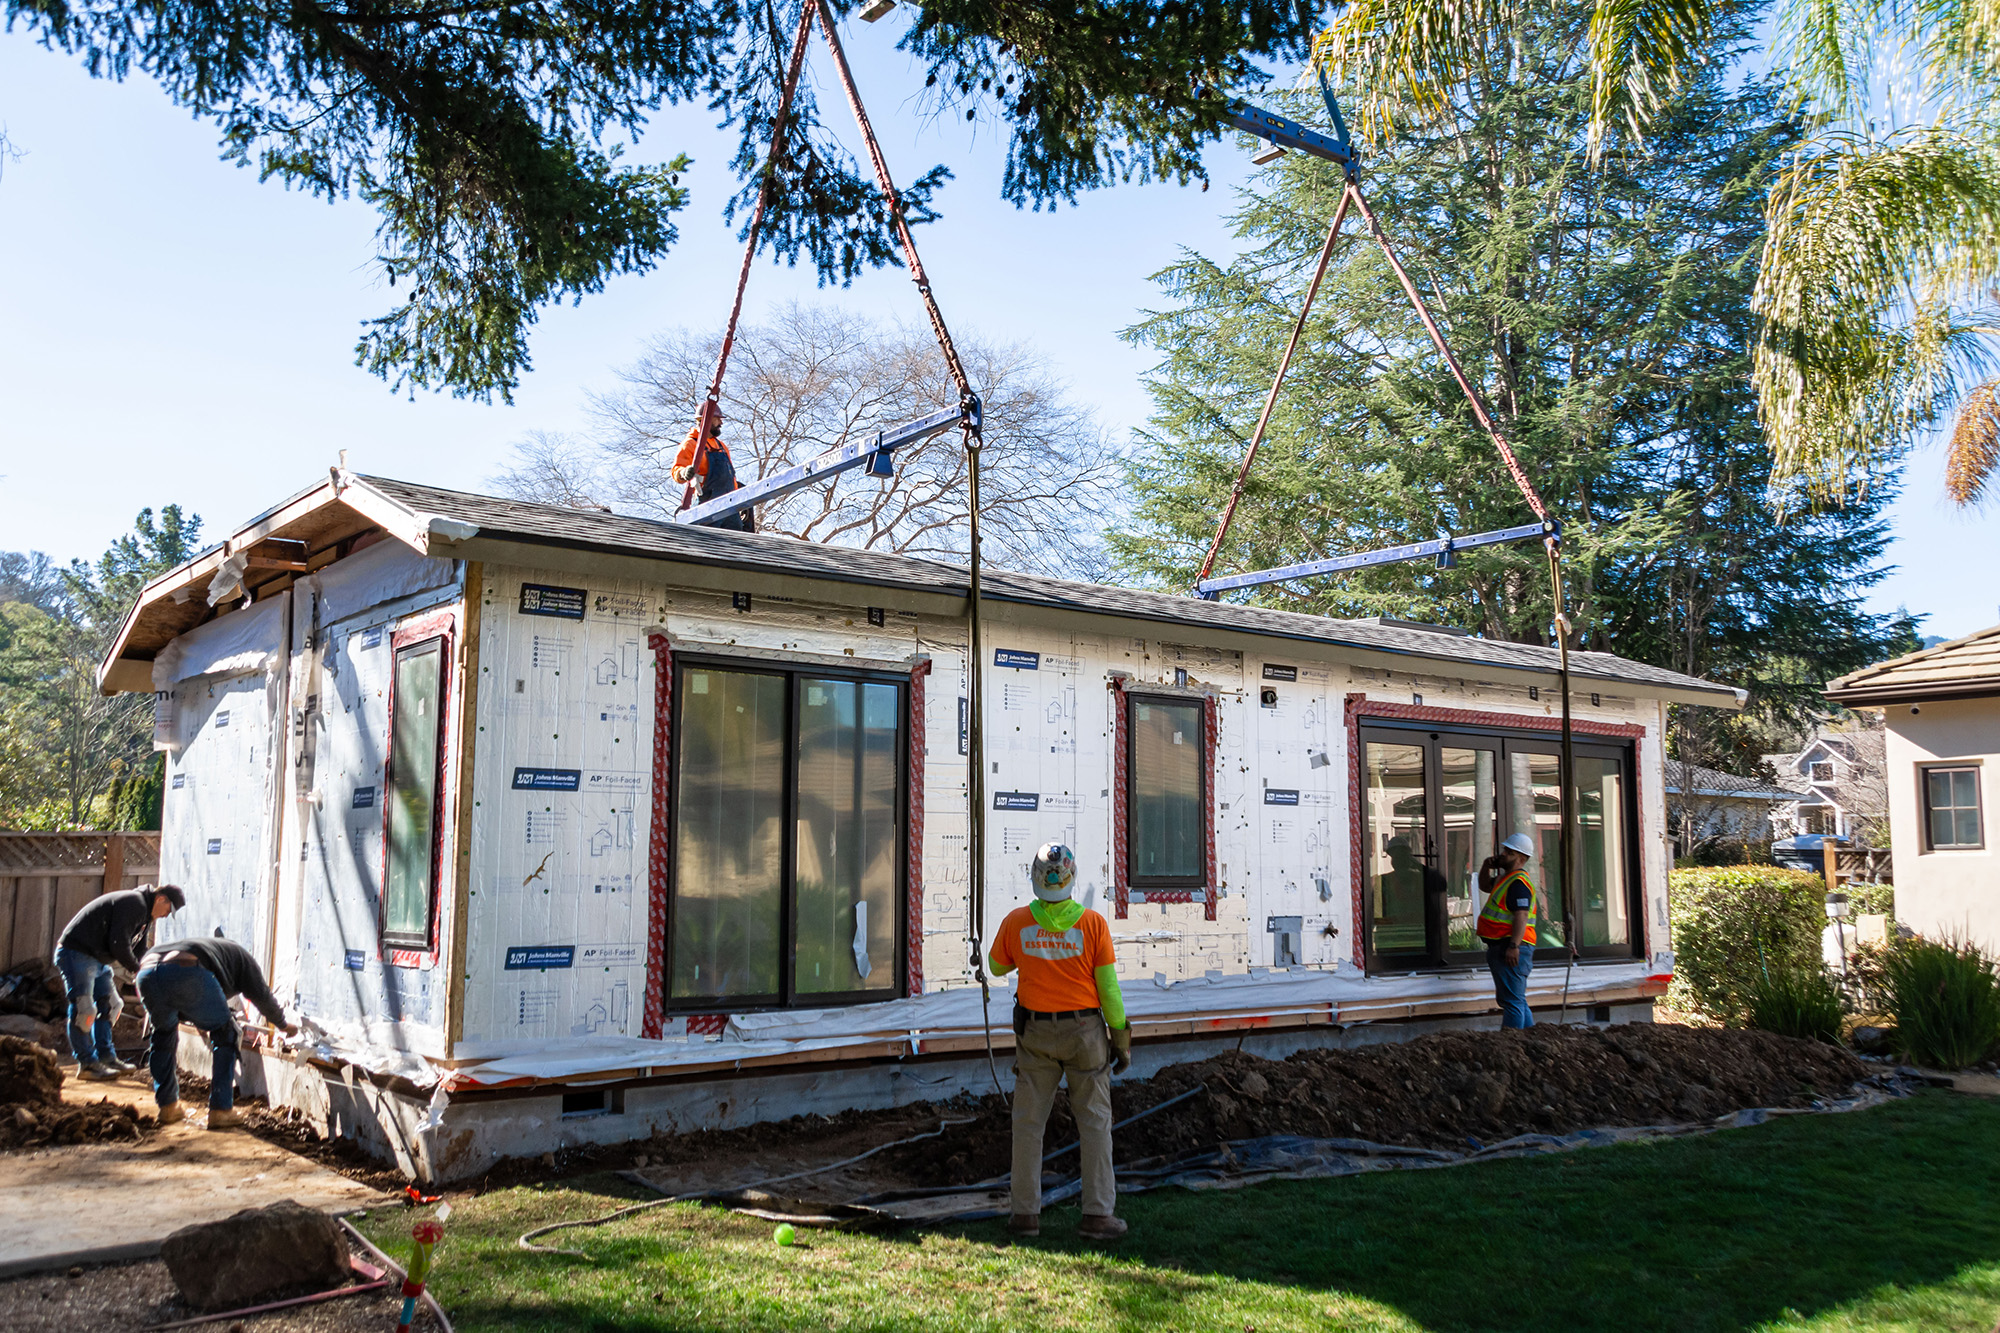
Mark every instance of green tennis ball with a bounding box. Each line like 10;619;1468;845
773;1223;796;1247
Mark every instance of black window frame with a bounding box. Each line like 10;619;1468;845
1358;718;1643;974
1124;691;1210;890
1922;764;1985;851
380;632;450;951
664;655;909;1011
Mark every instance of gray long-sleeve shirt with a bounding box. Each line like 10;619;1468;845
141;938;288;1029
56;888;160;972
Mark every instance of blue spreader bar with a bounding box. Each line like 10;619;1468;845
1195;520;1558;599
678;400;977;526
1222;101;1357;168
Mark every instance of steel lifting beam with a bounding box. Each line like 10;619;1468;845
1194;520;1559;599
1223;101;1357;168
677;399;979;527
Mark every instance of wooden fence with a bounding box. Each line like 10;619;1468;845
0;833;161;970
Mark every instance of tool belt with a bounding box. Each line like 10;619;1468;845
1012;1004;1099;1037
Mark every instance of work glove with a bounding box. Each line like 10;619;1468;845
1108;1024;1132;1075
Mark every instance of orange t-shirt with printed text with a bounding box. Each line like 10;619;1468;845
991;904;1114;1013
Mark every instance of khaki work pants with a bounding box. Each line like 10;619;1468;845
1010;1013;1116;1218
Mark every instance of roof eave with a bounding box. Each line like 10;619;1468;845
1824;679;2000;707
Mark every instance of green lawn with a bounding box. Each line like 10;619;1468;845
357;1091;2000;1333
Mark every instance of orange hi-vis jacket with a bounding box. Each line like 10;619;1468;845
1476;870;1538;944
672;426;732;481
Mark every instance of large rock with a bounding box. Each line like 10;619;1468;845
160;1201;351;1310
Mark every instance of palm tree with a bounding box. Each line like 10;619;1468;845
1315;0;2000;506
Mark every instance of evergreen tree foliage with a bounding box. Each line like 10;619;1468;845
5;0;1319;401
0;506;202;828
1112;8;1917;752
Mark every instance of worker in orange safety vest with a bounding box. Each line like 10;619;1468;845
986;842;1131;1243
672;400;753;532
1475;831;1541;1028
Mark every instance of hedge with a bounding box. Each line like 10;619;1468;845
1667;865;1829;1024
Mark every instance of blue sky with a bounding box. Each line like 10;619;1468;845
1;19;1993;639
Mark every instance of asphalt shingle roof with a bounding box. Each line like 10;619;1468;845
362;475;1739;702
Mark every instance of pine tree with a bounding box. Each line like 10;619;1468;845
1112;8;1916;747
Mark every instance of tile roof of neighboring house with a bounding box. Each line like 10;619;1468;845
1826;623;2000;704
1663;762;1797;801
95;473;1745;706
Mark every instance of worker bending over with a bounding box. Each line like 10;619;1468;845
137;935;296;1130
53;882;183;1080
1476;832;1540;1029
986;843;1131;1241
672;400;754;532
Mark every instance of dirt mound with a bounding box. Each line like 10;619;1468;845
879;1024;1868;1187
0;1033;148;1150
0;1035;62;1107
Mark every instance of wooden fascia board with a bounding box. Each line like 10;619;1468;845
96;476;434;695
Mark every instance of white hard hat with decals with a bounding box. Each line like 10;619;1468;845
1502;832;1536;858
1030;843;1077;901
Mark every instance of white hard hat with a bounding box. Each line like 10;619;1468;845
1030;843;1077;901
1502;832;1536;858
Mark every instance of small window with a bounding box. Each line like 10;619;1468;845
1127;695;1207;888
1924;767;1983;850
383;635;448;948
1809;761;1835;783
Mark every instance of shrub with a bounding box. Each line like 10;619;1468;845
1667;866;1829;1024
1884;934;2000;1069
1746;965;1845;1043
1843;879;1895;921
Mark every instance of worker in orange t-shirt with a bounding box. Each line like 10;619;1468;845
672;400;753;532
986;842;1130;1242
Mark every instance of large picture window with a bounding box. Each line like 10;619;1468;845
1360;721;1638;971
668;659;905;1008
382;633;448;949
1924;766;1983;850
1127;694;1208;889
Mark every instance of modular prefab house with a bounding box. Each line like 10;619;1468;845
98;473;1740;1180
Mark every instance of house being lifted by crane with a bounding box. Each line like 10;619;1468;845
97;471;1738;1181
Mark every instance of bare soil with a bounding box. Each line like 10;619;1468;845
532;1024;1869;1204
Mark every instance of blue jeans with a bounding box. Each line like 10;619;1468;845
136;960;239;1110
1487;941;1536;1029
53;947;118;1065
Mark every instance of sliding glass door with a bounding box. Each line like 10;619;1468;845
1361;723;1638;972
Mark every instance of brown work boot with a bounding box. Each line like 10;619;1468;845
205;1107;244;1131
156;1101;185;1127
1006;1213;1040;1238
1077;1214;1128;1241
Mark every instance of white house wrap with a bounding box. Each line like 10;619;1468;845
98;473;1743;1180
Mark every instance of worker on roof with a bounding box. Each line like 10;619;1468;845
986;843;1131;1242
1476;832;1541;1028
137;935;297;1130
672;400;754;533
53;882;183;1081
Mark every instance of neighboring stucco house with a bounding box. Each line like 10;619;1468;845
1662;761;1794;859
1826;627;2000;950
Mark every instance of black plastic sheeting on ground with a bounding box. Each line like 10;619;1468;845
679;1075;1916;1228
